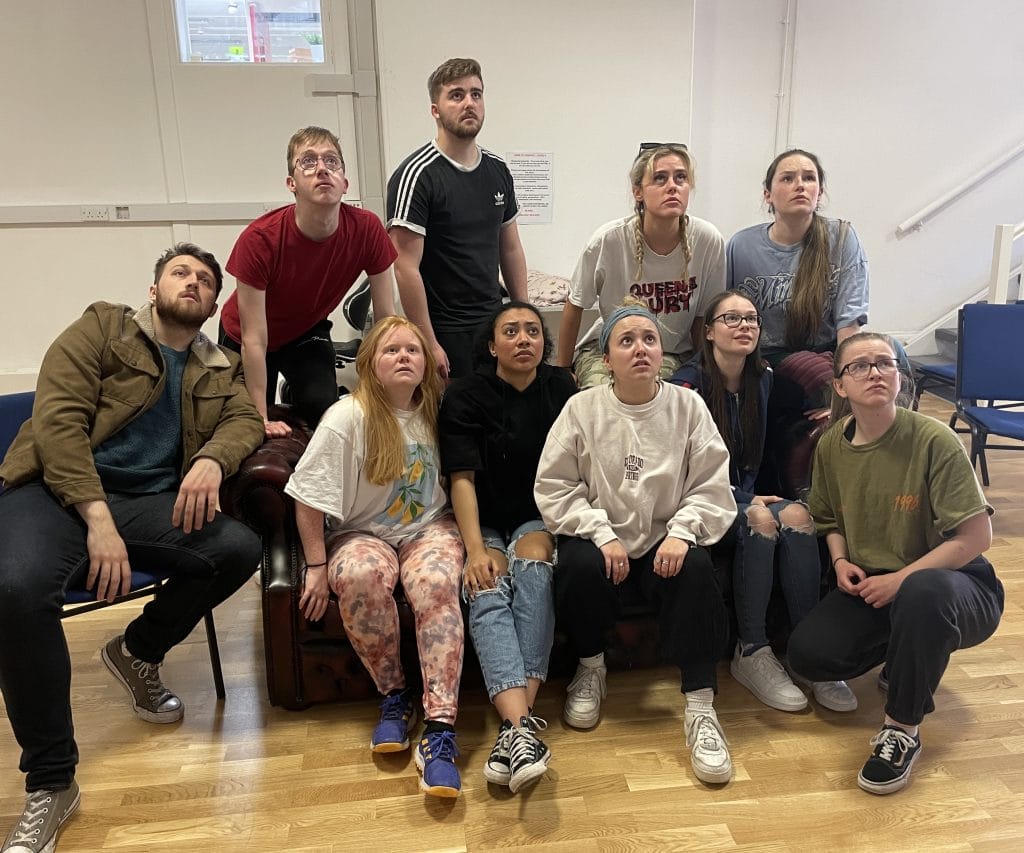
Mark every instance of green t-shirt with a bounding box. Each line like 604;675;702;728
808;407;991;573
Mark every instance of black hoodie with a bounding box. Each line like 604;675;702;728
439;362;576;537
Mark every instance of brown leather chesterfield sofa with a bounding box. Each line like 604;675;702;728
220;417;706;710
220;411;824;711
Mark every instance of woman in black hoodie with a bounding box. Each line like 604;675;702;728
439;301;575;794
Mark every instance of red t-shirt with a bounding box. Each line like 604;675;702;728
221;203;397;350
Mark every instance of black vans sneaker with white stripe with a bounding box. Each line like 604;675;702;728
857;725;921;794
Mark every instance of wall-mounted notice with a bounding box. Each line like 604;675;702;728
507;152;553;224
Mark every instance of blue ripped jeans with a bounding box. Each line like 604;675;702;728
733;499;822;649
466;520;555;701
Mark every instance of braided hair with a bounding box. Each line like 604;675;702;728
629;144;693;285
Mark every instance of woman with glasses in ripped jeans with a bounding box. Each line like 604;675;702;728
555;143;726;387
671;289;856;715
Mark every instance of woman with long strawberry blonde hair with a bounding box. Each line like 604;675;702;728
286;316;467;799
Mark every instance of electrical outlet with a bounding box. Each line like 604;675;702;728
80;206;110;221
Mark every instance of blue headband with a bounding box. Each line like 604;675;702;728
599;305;658;353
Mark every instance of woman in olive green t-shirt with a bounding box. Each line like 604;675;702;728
787;332;1003;796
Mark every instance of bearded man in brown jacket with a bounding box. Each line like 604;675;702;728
0;243;264;853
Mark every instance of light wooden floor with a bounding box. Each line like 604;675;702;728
2;397;1022;852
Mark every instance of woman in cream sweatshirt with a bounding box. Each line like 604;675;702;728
535;303;737;785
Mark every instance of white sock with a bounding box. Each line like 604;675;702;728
685;688;714;713
884;716;919;738
580;653;605;669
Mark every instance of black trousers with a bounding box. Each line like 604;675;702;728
554;536;728;692
220;318;337;427
0;483;261;791
787;556;1004;725
435;323;489;381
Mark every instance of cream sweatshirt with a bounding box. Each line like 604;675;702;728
534;382;737;556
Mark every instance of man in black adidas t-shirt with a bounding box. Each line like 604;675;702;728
387;57;528;379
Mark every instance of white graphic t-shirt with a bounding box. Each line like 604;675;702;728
285;395;447;546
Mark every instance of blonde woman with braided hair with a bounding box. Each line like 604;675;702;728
556;144;726;387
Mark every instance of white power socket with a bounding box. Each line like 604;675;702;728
80;206;110;221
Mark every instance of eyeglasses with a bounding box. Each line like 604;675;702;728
838;358;900;380
710;312;762;328
294;153;344;174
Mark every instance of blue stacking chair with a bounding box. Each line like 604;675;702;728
0;392;225;699
955;304;1024;486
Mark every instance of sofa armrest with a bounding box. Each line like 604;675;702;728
780;419;828;501
220;424;314;708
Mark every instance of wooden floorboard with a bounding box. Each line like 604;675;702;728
1;396;1022;851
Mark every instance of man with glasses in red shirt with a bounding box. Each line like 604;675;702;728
220;126;397;435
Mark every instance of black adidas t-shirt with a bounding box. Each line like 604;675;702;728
387;141;519;332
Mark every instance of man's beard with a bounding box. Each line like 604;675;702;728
154;290;208;331
440;111;482;140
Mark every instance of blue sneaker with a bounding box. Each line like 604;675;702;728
414;730;461;798
371;691;418;753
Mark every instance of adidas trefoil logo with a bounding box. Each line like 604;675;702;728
494;191;505;206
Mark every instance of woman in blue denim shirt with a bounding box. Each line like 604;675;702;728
438;301;575;794
671;290;856;715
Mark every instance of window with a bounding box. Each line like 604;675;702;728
175;0;325;64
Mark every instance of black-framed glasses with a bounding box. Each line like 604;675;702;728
710;312;762;329
838;358;900;380
294;153;344;174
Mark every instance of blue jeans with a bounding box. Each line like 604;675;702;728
0;482;260;791
733;500;822;648
466;520;555;700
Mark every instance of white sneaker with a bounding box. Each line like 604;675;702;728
730;644;807;712
877;667;889;692
810;680;858;712
563;662;607;729
684;707;733;784
786;665;859;712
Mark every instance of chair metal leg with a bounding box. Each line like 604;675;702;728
976;432;990;487
203;611;226;700
968;426;990;487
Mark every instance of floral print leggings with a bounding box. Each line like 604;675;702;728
326;513;465;724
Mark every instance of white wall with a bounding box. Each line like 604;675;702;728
375;0;695;277
0;0;360;392
3;0;1022;392
692;0;1024;342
